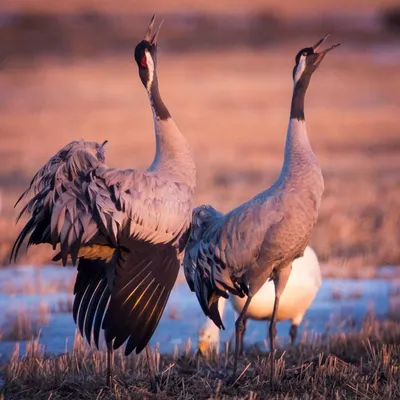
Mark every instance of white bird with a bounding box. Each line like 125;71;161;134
184;35;339;381
197;246;321;355
11;15;196;390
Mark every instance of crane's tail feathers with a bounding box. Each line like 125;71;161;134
72;258;111;349
194;266;213;318
183;205;223;292
209;301;225;330
194;264;226;330
212;264;246;298
183;204;244;330
101;240;180;356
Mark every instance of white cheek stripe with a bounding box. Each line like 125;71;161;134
294;55;306;84
145;50;154;91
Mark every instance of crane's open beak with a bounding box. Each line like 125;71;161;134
144;14;164;45
312;34;340;64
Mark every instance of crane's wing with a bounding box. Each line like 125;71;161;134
183;204;249;329
12;140;193;354
11;140;192;264
72;257;111;349
183;199;284;329
11;140;108;262
73;226;190;354
183;205;224;292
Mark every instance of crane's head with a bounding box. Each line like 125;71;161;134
292;34;340;85
134;14;163;91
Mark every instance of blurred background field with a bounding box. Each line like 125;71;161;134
0;1;400;398
0;0;399;271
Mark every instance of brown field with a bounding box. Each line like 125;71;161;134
1;42;400;269
1;3;400;399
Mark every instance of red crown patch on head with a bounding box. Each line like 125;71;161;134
140;56;147;68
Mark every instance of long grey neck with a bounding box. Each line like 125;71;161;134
279;74;319;182
147;77;196;189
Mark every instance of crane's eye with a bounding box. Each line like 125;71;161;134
140;56;147;68
302;51;308;57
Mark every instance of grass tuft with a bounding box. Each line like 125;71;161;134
0;304;50;342
1;317;400;399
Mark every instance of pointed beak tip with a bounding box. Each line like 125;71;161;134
150;20;164;45
323;42;341;54
313;33;333;52
144;14;157;41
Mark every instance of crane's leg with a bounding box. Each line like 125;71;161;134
269;266;291;385
239;317;248;355
145;344;158;392
232;295;253;382
106;341;114;387
289;324;298;345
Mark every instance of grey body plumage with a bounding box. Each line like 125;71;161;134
184;34;339;381
11;15;196;389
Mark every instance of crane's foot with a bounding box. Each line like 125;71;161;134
269;370;275;390
146;344;160;393
269;351;277;390
227;361;249;386
289;324;298;346
106;342;115;389
106;374;114;389
227;373;238;386
149;374;161;393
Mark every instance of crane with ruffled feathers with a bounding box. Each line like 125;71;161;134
11;15;196;390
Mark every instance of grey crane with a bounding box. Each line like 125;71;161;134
11;15;196;390
183;35;339;382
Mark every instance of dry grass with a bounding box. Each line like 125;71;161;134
331;286;363;301
0;276;74;295
0;304;49;342
0;313;40;342
321;264;400;280
0;267;75;294
52;297;74;314
1;316;400;399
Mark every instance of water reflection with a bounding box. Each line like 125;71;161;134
0;266;397;361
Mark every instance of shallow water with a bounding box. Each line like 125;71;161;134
0;266;398;361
